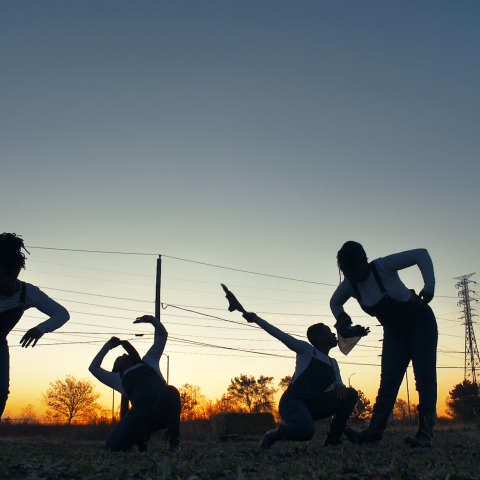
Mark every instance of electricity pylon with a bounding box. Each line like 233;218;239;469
455;273;479;384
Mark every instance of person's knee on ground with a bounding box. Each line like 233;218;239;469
0;390;9;419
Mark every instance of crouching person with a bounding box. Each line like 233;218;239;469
89;315;181;452
244;313;358;449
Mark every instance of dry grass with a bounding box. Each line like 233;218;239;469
0;420;479;479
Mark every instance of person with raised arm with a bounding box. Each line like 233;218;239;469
89;315;181;452
0;233;70;418
222;285;359;449
330;241;437;447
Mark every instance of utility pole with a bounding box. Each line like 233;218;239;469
405;367;412;422
455;273;479;385
166;355;170;385
155;255;162;331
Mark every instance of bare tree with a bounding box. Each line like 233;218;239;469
41;375;102;424
20;404;37;423
179;384;205;420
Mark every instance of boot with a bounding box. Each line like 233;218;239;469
323;418;347;447
260;426;283;450
404;414;434;448
164;425;181;453
344;413;389;445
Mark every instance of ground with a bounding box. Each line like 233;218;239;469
0;425;479;480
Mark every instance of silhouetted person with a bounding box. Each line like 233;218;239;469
0;233;70;418
331;242;437;447
244;313;358;449
89;315;181;452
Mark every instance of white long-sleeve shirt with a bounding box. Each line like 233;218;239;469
89;318;167;396
255;317;343;386
330;249;435;320
0;281;70;334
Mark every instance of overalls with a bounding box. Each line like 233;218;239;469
0;282;26;417
351;262;437;418
278;350;358;441
105;362;181;451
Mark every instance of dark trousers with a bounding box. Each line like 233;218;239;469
105;385;181;452
374;307;437;418
278;388;358;441
0;340;9;417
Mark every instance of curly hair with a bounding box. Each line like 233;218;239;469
336;241;367;280
307;323;327;345
0;233;29;278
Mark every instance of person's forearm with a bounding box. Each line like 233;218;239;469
151;317;168;337
330;283;351;320
122;341;141;363
89;344;111;374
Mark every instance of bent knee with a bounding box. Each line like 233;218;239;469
346;388;359;401
297;422;315;441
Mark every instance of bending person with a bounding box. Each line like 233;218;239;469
0;233;70;417
89;315;181;452
330;241;437;447
243;312;358;449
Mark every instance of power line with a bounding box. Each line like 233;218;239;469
27;246;337;286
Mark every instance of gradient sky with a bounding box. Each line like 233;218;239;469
1;1;479;418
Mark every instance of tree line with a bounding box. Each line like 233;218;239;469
11;375;480;424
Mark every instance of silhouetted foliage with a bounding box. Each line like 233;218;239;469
447;380;480;421
350;389;372;421
41;375;102;425
227;374;277;413
278;375;292;392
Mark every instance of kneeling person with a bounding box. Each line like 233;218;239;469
245;313;358;449
89;315;181;452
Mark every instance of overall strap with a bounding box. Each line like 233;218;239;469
350;281;363;303
370;262;387;295
19;282;27;306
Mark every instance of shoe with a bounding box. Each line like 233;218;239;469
164;426;181;453
344;413;389;445
323;418;346;447
137;441;148;452
168;437;181;453
404;414;434;448
260;427;283;450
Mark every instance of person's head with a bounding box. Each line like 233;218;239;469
307;323;337;351
112;354;138;374
0;233;29;295
336;241;370;283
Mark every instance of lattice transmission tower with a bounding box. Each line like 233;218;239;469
455;273;480;384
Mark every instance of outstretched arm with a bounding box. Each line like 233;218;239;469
134;315;168;361
20;286;70;347
243;312;311;354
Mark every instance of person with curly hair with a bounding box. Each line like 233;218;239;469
330;241;437;447
0;233;70;417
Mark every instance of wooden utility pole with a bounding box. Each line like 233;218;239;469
155;256;162;333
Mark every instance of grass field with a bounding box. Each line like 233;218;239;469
0;422;478;479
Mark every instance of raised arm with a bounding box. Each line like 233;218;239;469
88;338;123;391
134;315;168;362
20;286;70;347
243;312;311;354
120;341;141;364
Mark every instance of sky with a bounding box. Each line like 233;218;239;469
1;1;479;418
